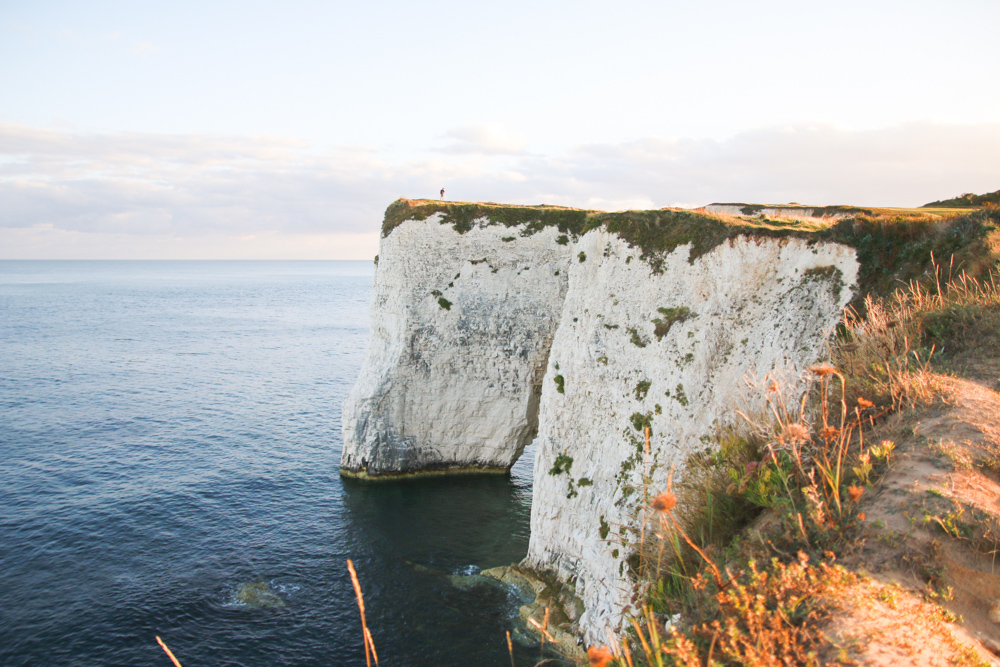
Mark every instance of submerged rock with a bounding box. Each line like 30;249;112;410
482;565;586;662
235;580;285;609
447;572;503;591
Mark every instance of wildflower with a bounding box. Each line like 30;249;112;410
809;363;838;377
857;397;874;409
873;440;896;459
858;512;866;522
848;485;864;502
650;492;677;512
781;422;810;443
588;646;614;667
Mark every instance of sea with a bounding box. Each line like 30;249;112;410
0;260;545;667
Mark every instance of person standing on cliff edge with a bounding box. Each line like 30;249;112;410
440;188;445;199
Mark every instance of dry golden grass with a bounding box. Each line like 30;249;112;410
834;258;1000;410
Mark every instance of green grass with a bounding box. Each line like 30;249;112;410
381;199;590;238
922;189;1000;208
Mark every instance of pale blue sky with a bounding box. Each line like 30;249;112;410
2;0;999;258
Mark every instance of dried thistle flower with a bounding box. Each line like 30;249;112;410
781;422;810;443
650;492;677;512
809;363;838;377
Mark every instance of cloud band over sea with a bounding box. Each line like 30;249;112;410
2;121;998;259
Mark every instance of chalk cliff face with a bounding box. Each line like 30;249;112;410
523;230;857;643
342;202;858;642
341;216;573;476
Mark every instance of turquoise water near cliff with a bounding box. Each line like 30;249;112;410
0;261;540;666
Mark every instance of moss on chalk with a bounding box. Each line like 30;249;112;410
653;306;696;340
634;379;651;401
549;452;573;476
801;265;845;301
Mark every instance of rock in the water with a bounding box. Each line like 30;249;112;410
235;580;285;608
447;572;503;591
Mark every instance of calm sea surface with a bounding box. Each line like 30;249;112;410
0;261;539;667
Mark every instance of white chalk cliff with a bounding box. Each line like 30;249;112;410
341;201;858;644
341;216;573;475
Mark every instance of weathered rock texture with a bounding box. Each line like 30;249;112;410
341;216;573;476
524;230;856;643
341;201;858;642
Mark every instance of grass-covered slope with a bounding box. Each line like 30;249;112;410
382;198;1000;309
923;189;1000;209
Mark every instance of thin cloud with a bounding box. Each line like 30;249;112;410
438;124;527;155
1;121;998;258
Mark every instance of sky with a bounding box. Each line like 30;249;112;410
2;0;999;259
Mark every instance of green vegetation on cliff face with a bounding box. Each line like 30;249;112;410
382;198;1000;309
922;189;1000;209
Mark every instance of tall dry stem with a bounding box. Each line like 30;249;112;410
347;558;379;667
155;636;183;667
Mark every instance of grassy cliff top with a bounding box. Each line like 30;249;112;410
382;198;1000;306
922;189;1000;209
711;202;974;218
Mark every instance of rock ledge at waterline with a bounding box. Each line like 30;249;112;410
341;199;860;644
